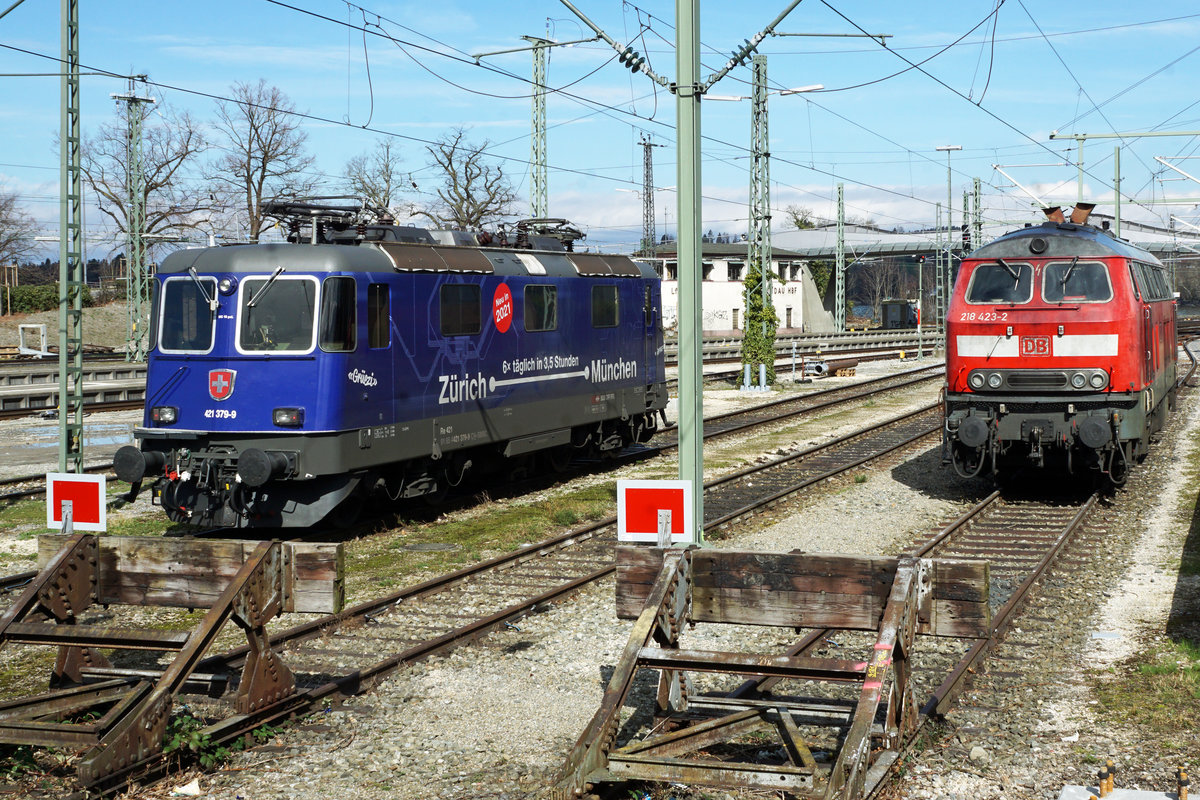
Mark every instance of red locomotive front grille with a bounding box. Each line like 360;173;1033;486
1005;371;1067;389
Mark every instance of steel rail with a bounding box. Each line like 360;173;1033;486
127;405;950;794
660;364;942;441
921;494;1099;717
15;368;949;796
0;569;37;595
703;405;941;528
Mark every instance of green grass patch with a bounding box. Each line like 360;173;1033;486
0;497;46;531
1091;639;1200;740
346;484;617;595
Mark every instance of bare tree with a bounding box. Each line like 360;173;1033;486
414;128;517;230
345;138;407;212
0;187;36;266
81;103;212;254
212;80;316;242
851;261;899;320
782;204;817;229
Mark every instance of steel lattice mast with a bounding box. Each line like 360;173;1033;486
640;133;656;256
58;0;84;473
744;54;775;382
524;35;549;220
113;77;155;362
835;183;845;331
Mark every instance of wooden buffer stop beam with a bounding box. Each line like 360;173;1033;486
0;533;343;788
552;547;990;800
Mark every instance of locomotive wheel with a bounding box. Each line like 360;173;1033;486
545;445;572;473
326;495;363;528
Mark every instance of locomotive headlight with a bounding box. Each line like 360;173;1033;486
986;373;1003;389
969;372;985;390
273;407;304;427
218;276;238;295
1090;372;1107;389
1070;372;1087;389
150;406;178;424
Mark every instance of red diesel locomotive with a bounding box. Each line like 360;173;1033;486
943;203;1176;484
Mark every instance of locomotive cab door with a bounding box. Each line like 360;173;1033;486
643;283;660;385
1143;304;1154;386
1131;262;1153;387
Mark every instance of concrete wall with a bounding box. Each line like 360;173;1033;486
658;256;836;334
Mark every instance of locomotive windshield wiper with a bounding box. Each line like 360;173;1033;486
1059;256;1079;288
187;267;218;312
247;266;286;308
995;258;1020;284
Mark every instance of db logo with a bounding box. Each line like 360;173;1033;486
493;284;513;333
1020;335;1051;356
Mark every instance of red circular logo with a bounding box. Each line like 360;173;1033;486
493;284;513;333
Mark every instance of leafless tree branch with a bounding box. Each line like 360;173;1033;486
413;127;517;230
211;80;317;242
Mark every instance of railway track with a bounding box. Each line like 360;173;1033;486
0;363;944;506
0;332;934;422
8;341;1193;797
0;374;945;796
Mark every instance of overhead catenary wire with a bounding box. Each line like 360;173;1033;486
0;2;1187;244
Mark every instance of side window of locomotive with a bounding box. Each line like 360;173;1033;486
1043;261;1112;303
592;285;619;328
159;276;217;353
964;262;1032;304
148;281;160;352
1129;262;1148;301
238;276;317;353
524;285;557;332
1146;265;1170;300
318;276;357;352
440;284;481;336
368;283;390;348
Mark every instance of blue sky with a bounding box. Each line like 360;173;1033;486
2;0;1200;255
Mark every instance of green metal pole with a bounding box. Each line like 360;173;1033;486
676;0;704;543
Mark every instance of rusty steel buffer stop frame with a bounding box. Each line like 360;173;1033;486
0;527;343;790
553;546;991;799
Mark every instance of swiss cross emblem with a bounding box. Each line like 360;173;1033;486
209;369;236;401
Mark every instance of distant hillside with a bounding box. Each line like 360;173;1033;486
0;301;130;353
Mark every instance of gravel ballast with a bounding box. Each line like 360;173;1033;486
1;355;1194;799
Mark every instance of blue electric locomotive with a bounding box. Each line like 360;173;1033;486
115;203;668;527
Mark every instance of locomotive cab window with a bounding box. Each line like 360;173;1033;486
964;261;1032;305
1132;262;1170;301
1043;260;1112;303
158;276;217;353
592;285;619;328
319;276;357;352
440;284;481;336
524;285;557;332
237;276;317;353
368;283;389;348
